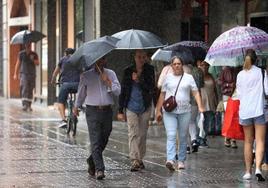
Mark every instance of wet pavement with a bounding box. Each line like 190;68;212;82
0;98;267;187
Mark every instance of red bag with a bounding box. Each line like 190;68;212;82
163;96;177;112
222;98;244;140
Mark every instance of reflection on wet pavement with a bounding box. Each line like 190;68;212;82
0;99;267;187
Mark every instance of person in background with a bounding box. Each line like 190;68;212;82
51;48;80;128
236;49;267;181
262;100;268;171
13;43;40;111
188;60;204;152
199;61;218;147
156;56;204;171
117;50;156;172
73;57;121;180
217;66;238;148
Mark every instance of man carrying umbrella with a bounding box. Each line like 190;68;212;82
73;57;121;180
117;50;156;171
13;43;39;111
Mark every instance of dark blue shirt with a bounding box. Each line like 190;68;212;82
58;56;80;83
127;82;145;114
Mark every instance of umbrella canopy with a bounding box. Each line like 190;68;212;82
171;41;209;61
10;30;46;44
151;44;194;64
68;35;120;69
205;26;268;66
112;29;167;49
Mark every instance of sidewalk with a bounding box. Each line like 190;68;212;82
0;98;267;187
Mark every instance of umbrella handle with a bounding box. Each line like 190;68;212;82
95;64;102;74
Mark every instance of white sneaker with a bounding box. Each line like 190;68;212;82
243;173;252;180
178;161;185;169
58;120;67;128
165;160;175;171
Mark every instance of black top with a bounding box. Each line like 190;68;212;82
19;50;38;78
118;63;156;113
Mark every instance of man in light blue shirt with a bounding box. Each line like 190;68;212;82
73;57;121;180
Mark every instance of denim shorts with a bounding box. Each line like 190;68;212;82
239;114;266;126
58;82;79;104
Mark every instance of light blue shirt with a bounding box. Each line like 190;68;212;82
127;82;145;114
75;68;121;107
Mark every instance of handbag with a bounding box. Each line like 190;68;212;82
163;73;184;112
261;68;268;99
222;98;244;140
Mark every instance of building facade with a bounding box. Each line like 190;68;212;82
0;0;268;105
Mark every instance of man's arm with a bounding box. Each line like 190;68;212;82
117;68;130;121
51;66;60;84
73;74;87;116
109;71;121;96
13;56;21;80
32;52;39;65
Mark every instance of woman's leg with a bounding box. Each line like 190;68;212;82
243;125;254;174
177;112;191;162
163;112;178;162
254;124;266;170
265;125;268;164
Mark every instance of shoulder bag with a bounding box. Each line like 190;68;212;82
163;73;184;112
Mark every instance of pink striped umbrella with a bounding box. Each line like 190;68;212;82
205;26;268;66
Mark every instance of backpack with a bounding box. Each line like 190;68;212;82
219;67;235;97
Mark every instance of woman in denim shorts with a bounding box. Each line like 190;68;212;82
236;49;268;181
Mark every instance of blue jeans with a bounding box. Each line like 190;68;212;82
163;111;191;162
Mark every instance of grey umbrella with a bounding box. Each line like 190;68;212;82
10;30;46;44
151;46;194;64
68;35;120;69
112;29;167;49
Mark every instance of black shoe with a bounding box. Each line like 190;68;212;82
256;173;265;181
191;140;199;153
130;160;140;172
86;157;95;176
187;146;191;154
96;171;105;180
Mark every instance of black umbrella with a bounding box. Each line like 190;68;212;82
68;35;120;69
112;29;167;49
10;30;46;44
169;41;209;61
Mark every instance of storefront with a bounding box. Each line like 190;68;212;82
0;0;96;105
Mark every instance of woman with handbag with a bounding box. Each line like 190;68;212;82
156;56;204;171
236;49;268;181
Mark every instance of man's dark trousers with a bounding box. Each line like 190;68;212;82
85;106;113;172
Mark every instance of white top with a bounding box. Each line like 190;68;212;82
236;65;268;119
157;65;192;88
157;65;173;89
75;68;121;107
162;73;198;114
